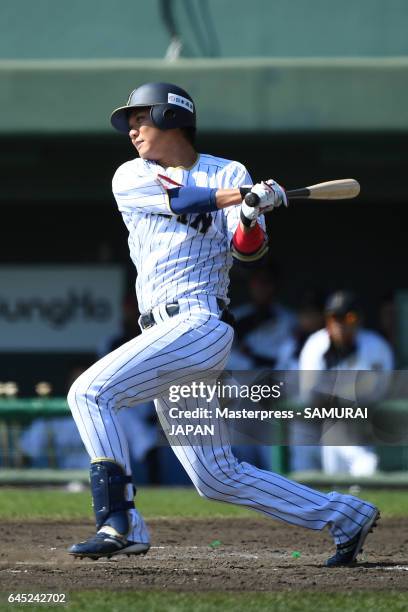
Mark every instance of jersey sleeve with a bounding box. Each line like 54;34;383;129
112;162;173;215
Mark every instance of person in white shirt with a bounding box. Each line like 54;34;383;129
298;291;394;476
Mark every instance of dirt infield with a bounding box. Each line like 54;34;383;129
0;518;407;592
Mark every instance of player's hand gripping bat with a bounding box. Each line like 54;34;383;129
244;179;360;207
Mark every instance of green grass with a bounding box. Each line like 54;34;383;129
0;487;407;521
1;591;408;612
0;487;251;521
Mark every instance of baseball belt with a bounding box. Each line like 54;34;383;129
140;298;230;330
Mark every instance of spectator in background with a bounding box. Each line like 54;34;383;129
298;291;394;477
19;417;90;469
231;263;296;369
278;290;325;371
19;363;92;469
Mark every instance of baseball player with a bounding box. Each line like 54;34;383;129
67;82;379;567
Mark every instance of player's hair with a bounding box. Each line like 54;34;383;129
181;127;196;146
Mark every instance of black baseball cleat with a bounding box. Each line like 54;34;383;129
68;531;150;560
325;509;380;568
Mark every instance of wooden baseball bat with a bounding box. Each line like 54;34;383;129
244;179;360;206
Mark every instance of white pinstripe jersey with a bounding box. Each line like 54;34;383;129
113;154;262;314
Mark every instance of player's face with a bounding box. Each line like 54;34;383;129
128;108;169;160
326;312;359;346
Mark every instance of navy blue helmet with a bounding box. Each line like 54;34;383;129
111;82;196;133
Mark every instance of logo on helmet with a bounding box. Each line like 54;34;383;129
168;93;194;113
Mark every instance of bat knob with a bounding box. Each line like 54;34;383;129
244;192;260;207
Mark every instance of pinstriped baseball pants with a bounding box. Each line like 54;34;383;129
68;296;377;545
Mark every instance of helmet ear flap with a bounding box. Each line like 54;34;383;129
150;104;177;130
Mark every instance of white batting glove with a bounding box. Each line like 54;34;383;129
252;180;288;210
240;180;287;227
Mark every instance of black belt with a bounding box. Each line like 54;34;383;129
140;298;228;330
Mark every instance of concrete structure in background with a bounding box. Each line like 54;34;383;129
1;0;408;59
1;58;408;134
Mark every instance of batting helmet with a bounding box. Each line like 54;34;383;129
110;82;196;133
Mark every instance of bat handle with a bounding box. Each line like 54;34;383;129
244;192;260;207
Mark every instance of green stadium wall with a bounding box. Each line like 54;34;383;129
1;0;408;59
